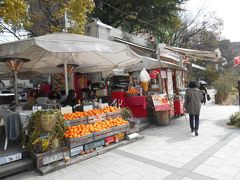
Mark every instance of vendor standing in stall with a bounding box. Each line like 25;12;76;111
87;90;97;102
62;89;77;111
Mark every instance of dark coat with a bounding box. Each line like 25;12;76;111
184;88;203;114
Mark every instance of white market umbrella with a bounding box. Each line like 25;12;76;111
0;33;141;73
0;32;142;99
124;56;186;72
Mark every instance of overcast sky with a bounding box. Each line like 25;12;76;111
185;0;240;42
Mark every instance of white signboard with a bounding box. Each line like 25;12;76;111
42;151;70;166
70;146;83;157
167;69;174;96
61;106;73;114
0;152;22;165
161;70;167;79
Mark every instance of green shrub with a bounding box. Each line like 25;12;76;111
228;112;240;127
213;70;237;95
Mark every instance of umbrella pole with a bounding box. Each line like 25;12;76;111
13;71;19;105
64;59;69;96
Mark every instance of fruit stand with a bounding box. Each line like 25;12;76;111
24;106;134;174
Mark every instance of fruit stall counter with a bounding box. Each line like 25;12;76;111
18;106;131;173
125;96;148;118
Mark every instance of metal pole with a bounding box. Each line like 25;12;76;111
64;59;69;96
13;71;19;105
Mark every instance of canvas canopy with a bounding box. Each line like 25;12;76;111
124;56;186;72
0;32;142;74
0;32;142;103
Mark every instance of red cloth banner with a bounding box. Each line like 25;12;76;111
149;69;160;79
234;56;240;66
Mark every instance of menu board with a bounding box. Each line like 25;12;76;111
151;94;171;111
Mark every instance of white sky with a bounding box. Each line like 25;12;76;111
185;0;240;42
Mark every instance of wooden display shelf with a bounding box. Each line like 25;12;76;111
66;133;94;148
33;147;70;169
64;117;87;126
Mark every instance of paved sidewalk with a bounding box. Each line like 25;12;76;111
6;94;240;180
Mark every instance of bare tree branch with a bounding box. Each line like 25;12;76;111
0;23;20;40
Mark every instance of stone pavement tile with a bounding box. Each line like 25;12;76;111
160;144;179;151
96;152;121;159
186;172;217;180
181;178;194;180
163;173;184;180
154;154;177;163
7;170;39;180
192;144;211;152
41;170;64;179
193;164;217;177
141;172;171;180
233;172;240;180
112;157;133;167
225;157;240;168
61;171;83;180
167;160;184;168
226;136;240;147
75;166;101;177
173;154;195;164
210;172;232;180
92;163;119;175
233;149;240;158
118;172;143;180
183;149;202;157
201;138;219;146
112;164;137;175
181;154;209;171
96;155;126;164
113;149;177;172
128;159;148;168
150;166;172;177
178;145;194;151
132;165;156;176
167;149;185;156
215;164;240;177
213;146;238;159
98;171;121;180
203;157;225;167
148;149;167;157
174;169;190;176
140;153;156;160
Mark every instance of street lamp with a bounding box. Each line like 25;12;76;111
0;57;30;105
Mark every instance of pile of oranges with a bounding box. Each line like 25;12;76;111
126;86;139;95
64;117;128;139
63;106;119;121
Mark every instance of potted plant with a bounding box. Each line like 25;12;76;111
25;109;66;154
120;107;137;128
213;78;231;104
227;112;240;128
213;71;237;104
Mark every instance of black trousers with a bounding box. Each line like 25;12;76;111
189;114;199;131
